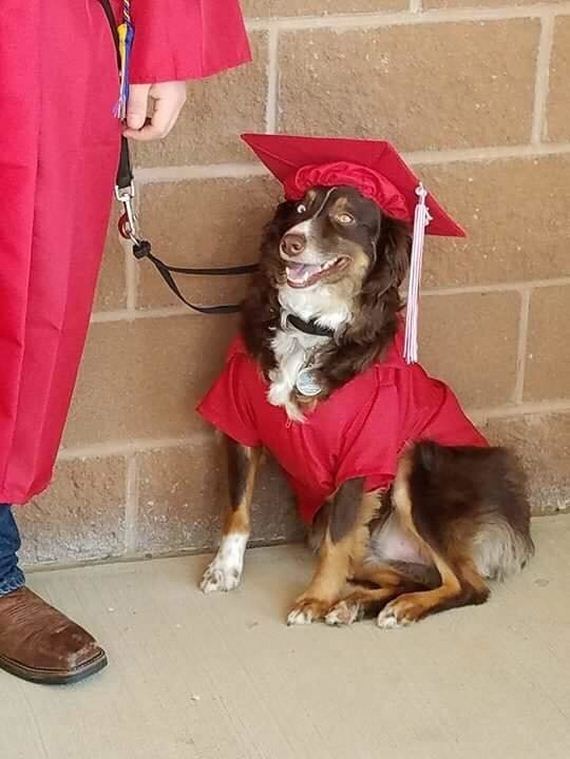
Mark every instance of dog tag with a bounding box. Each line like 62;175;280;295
295;367;322;397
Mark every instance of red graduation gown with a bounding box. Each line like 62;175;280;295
197;331;488;524
0;0;250;504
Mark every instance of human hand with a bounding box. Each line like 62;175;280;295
123;81;187;141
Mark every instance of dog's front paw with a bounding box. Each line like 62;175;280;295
200;535;247;594
200;559;242;594
287;598;332;626
325;599;363;626
376;595;425;629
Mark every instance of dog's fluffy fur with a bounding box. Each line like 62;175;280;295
201;186;534;628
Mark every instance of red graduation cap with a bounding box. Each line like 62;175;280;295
241;133;466;364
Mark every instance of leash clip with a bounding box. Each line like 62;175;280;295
115;182;139;244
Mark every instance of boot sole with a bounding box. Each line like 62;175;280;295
0;648;108;685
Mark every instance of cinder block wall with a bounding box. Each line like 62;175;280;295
19;1;570;565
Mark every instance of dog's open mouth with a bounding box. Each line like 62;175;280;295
284;257;349;288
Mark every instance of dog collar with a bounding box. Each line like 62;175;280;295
286;314;335;338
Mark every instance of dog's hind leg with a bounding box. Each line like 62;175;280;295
325;563;430;626
376;447;490;629
200;436;261;594
287;481;379;625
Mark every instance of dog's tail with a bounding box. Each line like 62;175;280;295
412;441;535;582
472;517;534;581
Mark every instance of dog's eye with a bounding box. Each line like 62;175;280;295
336;213;355;225
296;203;307;214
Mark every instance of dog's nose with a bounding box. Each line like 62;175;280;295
281;233;306;257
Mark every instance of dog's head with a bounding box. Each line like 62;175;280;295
242;185;412;382
261;186;411;309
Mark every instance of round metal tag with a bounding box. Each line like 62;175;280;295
295;367;322;397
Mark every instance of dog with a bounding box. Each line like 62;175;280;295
198;185;534;629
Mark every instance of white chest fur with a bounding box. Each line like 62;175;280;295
268;285;352;421
268;329;326;421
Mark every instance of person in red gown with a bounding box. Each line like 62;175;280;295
0;0;250;684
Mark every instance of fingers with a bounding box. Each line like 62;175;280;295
124;97;180;141
124;81;187;142
125;83;151;131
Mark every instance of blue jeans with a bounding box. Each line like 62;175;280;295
0;505;25;596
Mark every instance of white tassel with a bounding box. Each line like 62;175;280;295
403;183;432;364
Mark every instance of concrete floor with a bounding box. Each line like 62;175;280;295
2;516;570;759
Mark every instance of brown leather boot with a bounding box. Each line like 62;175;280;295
0;587;107;684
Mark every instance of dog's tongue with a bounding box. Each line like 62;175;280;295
286;262;321;282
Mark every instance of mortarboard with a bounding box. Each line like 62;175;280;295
241;133;466;364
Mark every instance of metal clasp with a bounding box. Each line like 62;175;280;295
115;182;139;244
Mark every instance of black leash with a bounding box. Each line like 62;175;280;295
98;0;258;315
114;138;258;314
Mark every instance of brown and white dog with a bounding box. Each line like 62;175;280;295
199;186;534;629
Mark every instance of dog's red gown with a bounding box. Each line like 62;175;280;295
0;0;250;503
198;331;488;524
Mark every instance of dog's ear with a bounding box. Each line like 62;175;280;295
338;215;409;352
262;200;298;247
375;216;411;289
240;204;290;372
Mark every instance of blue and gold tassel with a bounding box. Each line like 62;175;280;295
114;0;134;120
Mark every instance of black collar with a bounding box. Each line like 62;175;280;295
286;313;335;338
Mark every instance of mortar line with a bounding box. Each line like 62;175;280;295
468;399;570;421
58;433;213;461
265;25;280;133
423;277;570;297
124;456;139;554
408;142;570;165
131;143;570;186
92;305;190;323
246;4;570;32
513;289;531;403
59;401;570;462
91;277;570;324
531;13;555;144
134;163;267;184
